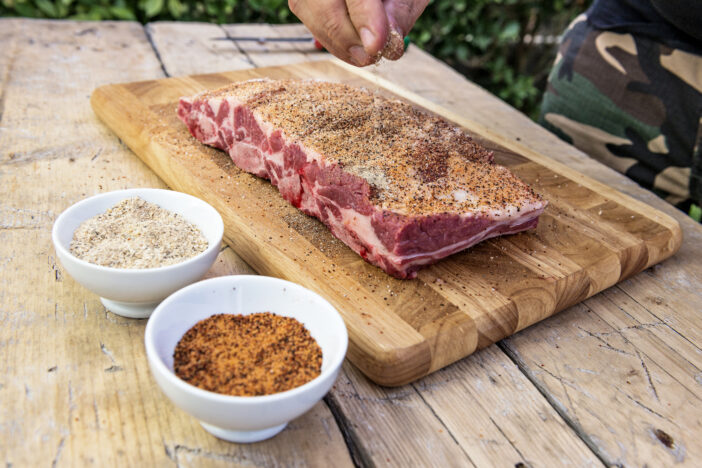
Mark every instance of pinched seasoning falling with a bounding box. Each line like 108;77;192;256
70;197;208;269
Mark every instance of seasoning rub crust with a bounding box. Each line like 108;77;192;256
178;79;547;278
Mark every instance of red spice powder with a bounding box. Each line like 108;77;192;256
173;312;322;396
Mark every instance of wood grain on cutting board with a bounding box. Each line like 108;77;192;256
90;60;682;386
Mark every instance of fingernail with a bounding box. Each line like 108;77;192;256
349;45;369;66
360;27;375;52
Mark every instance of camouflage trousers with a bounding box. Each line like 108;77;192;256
539;14;702;216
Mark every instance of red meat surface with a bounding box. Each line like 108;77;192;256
178;79;547;278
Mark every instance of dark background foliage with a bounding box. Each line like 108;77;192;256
1;0;591;118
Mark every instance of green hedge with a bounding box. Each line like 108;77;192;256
0;0;291;23
1;0;590;117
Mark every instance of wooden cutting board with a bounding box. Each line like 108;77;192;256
91;60;682;386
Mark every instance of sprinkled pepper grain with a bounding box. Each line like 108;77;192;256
173;312;322;396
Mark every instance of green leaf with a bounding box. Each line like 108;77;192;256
142;0;163;18
499;20;520;40
69;9;101;20
472;35;491;51
109;5;136;20
13;1;40;17
35;0;58;17
167;0;186;18
455;43;469;62
690;204;702;222
416;29;431;45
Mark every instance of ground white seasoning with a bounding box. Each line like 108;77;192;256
70;197;208;269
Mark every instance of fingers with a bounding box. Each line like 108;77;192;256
289;0;373;66
346;0;389;57
384;0;429;36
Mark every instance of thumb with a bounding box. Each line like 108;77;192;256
384;0;429;36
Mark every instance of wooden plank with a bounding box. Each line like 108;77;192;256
413;345;600;466
90;60;681;387
502;299;701;466
220;23;326;68
497;236;702;466
146;23;605;466
327;362;477;467
326;349;602;467
0;17;15;113
147;21;328;78
618;256;702;351
327;353;601;466
0;19;353;467
594;287;702;397
145;22;253;76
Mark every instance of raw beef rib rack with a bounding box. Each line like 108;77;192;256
177;79;547;278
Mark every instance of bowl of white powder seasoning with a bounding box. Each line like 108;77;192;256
52;188;223;318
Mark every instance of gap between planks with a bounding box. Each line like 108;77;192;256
143;24;170;78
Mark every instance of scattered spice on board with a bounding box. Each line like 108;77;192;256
70;197;208;269
173;312;322;396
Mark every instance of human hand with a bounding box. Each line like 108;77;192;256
288;0;428;66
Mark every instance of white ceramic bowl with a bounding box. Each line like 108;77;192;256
52;188;224;318
144;275;348;443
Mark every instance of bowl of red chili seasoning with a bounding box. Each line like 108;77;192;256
144;275;348;443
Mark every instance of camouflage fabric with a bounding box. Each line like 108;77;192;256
540;14;702;213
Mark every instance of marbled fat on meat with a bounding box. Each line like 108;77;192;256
177;79;547;278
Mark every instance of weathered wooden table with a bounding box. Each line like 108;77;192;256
2;19;701;467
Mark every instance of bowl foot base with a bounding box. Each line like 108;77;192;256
100;298;160;319
200;421;287;443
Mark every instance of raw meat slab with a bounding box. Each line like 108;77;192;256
177;79;547;278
